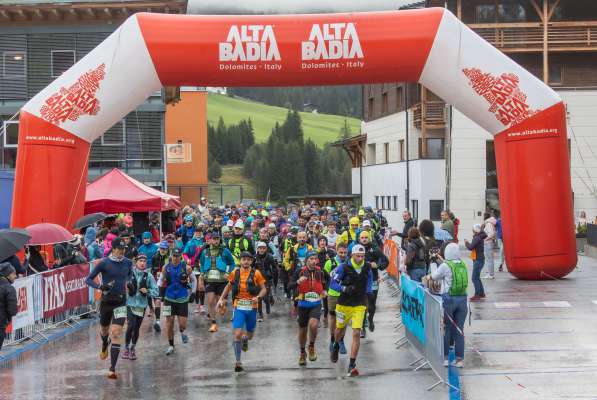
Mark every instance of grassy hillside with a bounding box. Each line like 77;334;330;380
207;93;361;147
208;165;256;204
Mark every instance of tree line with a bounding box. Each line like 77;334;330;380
207;117;255;182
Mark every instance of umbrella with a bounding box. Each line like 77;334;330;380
0;228;31;262
26;223;73;246
434;228;453;242
74;212;108;230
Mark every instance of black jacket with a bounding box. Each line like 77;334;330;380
0;277;17;327
362;242;388;281
405;238;427;271
466;231;487;260
398;218;416;250
254;253;276;282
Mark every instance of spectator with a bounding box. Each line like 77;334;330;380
495;211;505;272
103;227;119;257
24;245;48;275
440;210;455;239
465;224;487;301
418;219;439;268
1;254;25;277
0;263;17;352
85;228;103;262
404;227;427;282
394;210;416;250
448;210;460;242
482;212;497;279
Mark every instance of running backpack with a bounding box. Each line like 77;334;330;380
446;260;468;296
231;268;259;299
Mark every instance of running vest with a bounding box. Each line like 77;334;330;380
446;260;468;296
231;268;260;299
228;236;249;264
297;266;324;297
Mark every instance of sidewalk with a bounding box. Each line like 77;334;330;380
461;254;597;399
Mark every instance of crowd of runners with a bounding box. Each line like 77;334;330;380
85;201;391;379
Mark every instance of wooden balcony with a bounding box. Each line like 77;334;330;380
469;21;597;52
412;101;447;130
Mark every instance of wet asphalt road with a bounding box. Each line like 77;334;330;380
0;282;446;400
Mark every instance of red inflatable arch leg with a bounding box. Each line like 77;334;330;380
12;8;576;279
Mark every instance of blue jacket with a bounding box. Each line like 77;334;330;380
127;267;159;309
199;246;234;274
183;237;205;263
138;243;159;268
176;225;196;245
164;262;190;301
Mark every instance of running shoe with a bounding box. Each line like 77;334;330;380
443;359;449;367
360;329;366;339
498;264;503;272
166;346;174;355
469;296;482;302
194;305;201;314
368;318;375;332
299;352;307;366
181;333;189;344
339;340;347;355
200;305;206;315
330;342;340;363
129;349;137;361
329;341;334;353
153;321;161;333
482;274;494;280
107;370;117;380
121;349;130;360
451;359;464;368
209;323;218;333
241;336;249;352
235;362;244;373
258;314;264;322
308;345;317;362
100;339;110;360
347;366;359;377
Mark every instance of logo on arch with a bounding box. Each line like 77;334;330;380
219;25;281;63
301;23;364;70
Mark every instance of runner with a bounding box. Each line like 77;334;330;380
161;248;192;355
323;243;348;355
330;244;373;377
254;241;275;321
85;237;133;379
122;254;159;361
338;217;360;247
183;229;206;314
289;251;325;366
216;252;267;372
150;241;170;333
227;221;254;266
283;231;313;317
198;232;234;332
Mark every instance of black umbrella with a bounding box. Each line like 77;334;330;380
0;228;31;262
74;212;109;230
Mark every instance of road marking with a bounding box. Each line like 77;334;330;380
542;301;571;308
494;302;520;309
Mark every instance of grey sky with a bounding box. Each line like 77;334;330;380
187;0;418;14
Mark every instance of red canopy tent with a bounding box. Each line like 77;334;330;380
85;168;181;214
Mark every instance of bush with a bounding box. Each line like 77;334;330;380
208;160;222;183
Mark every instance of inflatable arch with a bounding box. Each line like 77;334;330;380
12;8;576;279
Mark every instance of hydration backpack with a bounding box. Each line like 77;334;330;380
446;260;468;296
231;268;260;299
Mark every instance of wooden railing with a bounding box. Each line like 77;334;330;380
412;101;446;130
469;21;597;51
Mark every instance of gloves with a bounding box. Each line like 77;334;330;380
99;284;112;292
343;285;356;295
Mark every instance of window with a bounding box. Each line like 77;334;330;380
418;138;423;158
475;5;496;23
430;200;444;221
375;196;379;210
396;86;404;111
51;50;75;78
399;139;404;161
368;97;374;119
411;200;419;222
426;138;444;159
3;52;25;77
381;92;388;114
367;143;376;165
386;196;391;210
393;196;397;211
101;120;126;146
381;196;385;210
549;64;562;85
384;142;389;163
3;121;19;148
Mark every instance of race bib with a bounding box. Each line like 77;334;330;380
237;299;253;311
207;269;223;280
304;292;320;302
113;306;127;320
162;305;172;317
336;310;345;324
131;307;145;317
372;281;379;290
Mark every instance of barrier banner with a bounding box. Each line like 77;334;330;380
400;274;426;346
383;239;399;279
424;291;447;381
11;275;35;330
42;263;90;318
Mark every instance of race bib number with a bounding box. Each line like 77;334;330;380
131;307;145;317
336;310;345;324
237;299;253;311
304;292;320;302
162;305;172;317
113;306;127;320
207;269;223;280
372;281;379;290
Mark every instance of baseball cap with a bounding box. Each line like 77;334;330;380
159;241;169;249
184;214;194;222
305;250;318;259
268;223;276;229
239;251;253;259
227;220;234;227
112;237;125;249
234;220;245;229
358;209;365;216
211;231;221;238
256;241;267;248
171;248;182;257
363;220;371;227
352;244;366;255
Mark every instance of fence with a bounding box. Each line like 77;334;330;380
208;184;244;205
383;271;457;392
3;263;97;349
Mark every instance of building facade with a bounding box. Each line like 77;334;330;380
0;0;187;189
349;0;597;241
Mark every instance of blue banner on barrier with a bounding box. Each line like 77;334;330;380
401;274;426;345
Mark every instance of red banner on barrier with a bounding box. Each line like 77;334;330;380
42;263;90;319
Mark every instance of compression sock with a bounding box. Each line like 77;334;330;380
110;344;121;370
300;347;306;354
154;307;161;320
101;334;109;351
169;339;174;347
233;341;242;362
349;358;356;368
309;341;315;347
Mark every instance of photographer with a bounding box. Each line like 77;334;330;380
122;254;159;361
161;248;193;355
423;243;468;368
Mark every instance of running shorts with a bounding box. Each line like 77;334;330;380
232;308;257;333
297;305;321;328
205;281;227;296
99;295;127;327
164;300;189;318
335;304;366;330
